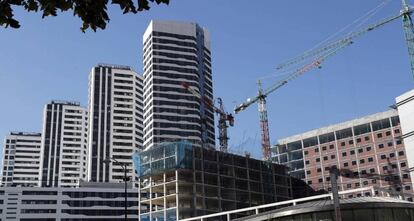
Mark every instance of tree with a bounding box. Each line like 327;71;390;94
0;0;170;32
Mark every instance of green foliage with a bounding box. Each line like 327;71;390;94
0;0;170;32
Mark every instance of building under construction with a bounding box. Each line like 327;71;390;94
133;141;292;220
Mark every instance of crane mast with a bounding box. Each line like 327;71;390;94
402;1;414;78
257;81;271;160
181;82;234;152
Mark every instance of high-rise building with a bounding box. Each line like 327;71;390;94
272;109;413;199
142;20;215;150
40;101;88;187
1;132;42;187
87;64;143;183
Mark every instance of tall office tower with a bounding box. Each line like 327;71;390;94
272;109;413;199
142;20;215;150
1;132;41;187
88;64;143;183
40;101;88;187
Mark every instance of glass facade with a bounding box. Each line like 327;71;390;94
132;141;193;177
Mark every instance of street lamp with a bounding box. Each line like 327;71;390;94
103;157;129;220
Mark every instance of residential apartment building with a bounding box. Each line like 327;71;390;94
87;64;143;183
142;20;215;150
272;109;413;199
40;101;88;187
1;132;42;187
0;183;138;220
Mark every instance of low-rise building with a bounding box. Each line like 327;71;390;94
0;183;138;220
272;109;413;199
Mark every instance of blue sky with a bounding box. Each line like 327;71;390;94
0;0;413;159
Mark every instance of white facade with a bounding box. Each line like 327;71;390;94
0;184;138;220
40;101;88;187
142;20;215;150
87;64;143;183
396;89;414;176
1;132;42;187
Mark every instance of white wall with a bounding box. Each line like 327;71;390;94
396;89;414;176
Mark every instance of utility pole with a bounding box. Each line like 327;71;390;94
104;158;129;221
330;166;342;221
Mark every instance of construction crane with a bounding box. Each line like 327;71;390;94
235;1;414;161
181;82;234;152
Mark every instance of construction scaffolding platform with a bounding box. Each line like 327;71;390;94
133;141;293;220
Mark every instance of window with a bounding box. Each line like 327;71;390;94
317;168;322;172
331;155;335;159
325;167;330;171
326;177;331;181
396;140;402;145
366;146;371;151
342;152;347;157
305;160;310;165
352;161;357;165
347;184;352;188
372;179;377;184
318;178;323;183
341;142;345;146
344;162;349;167
304;150;308;155
360;159;365;164
377;133;383;138
349;140;354;145
383;166;388;171
316;158;320;162
315;148;319;153
381;155;386;159
363;181;369;185
399;151;404;156
322;146;327;151
358;148;363;153
385;131;391;136
307;180;312;185
403;174;409;179
361;170;367;174
378;144;384;148
350;150;355;155
306;170;311;175
355;183;360;187
389;153;395;158
365;136;370;141
401;162;407;167
356;138;361;143
323;156;328;161
387;142;393;147
329;145;334;149
395;129;400;134
405;186;411;190
370;168;375;173
368;157;373;162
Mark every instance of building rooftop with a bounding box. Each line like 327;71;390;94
277;109;398;145
9;132;41;137
51;100;80;106
234;197;414;221
97;63;134;71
